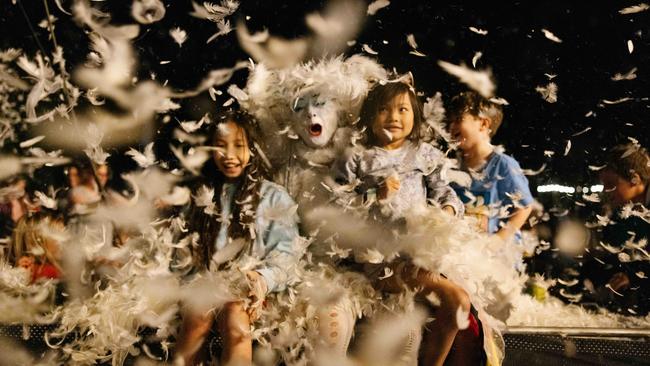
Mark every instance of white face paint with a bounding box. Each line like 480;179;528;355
291;93;339;148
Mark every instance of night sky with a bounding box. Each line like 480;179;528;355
2;0;649;193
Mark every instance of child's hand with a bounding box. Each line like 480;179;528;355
245;270;267;321
378;175;400;201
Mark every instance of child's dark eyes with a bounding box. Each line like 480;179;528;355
399;107;409;112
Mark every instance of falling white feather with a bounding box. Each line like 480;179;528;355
169;27;188;47
438;60;495;98
367;0;390;15
541;28;562;43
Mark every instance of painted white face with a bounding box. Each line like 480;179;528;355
291;94;339;148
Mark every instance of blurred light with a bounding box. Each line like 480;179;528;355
536;184;576;193
590;184;604;192
555;220;590;256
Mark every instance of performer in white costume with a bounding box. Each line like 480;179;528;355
243;56;421;363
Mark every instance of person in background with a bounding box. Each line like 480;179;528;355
0;176;39;240
581;143;650;315
9;212;65;283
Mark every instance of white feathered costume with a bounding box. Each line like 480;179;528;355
241;56;397;363
242;55;386;212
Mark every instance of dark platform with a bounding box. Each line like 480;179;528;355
3;324;650;365
503;327;650;366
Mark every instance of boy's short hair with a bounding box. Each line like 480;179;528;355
605;144;650;184
447;90;504;137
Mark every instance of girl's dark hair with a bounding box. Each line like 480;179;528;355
359;81;424;146
188;109;269;270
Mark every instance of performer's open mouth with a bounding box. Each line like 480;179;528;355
309;123;323;137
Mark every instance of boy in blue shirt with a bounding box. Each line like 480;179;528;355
447;91;534;243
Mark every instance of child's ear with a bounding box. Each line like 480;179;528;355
479;117;491;132
630;172;642;186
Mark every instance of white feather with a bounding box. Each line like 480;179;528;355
158;186;191;206
563;140;571;156
211;238;247;266
19;135;46;148
619;3;650;14
227;84;249;101
126;142;157;168
406;34;418;49
471;51;483;68
179;113;209;133
521;163;546;176
169;27;188;47
489;97;509;105
409;49;427;57
438;60;495;98
611;67;638;81
541;28;562;43
469;26;488;35
588;164;607;171
367;0;390;15
362;44;378;55
34;190;57;209
535;82;558;103
236;1;364;68
557;278;579;287
169;145;210;175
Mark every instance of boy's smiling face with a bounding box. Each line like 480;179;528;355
449;112;490;152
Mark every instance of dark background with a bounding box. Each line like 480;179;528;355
2;0;649;194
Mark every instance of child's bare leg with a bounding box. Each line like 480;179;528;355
317;297;355;356
443;326;484;366
175;311;214;365
218;301;252;366
401;266;471;366
371;263;473;365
